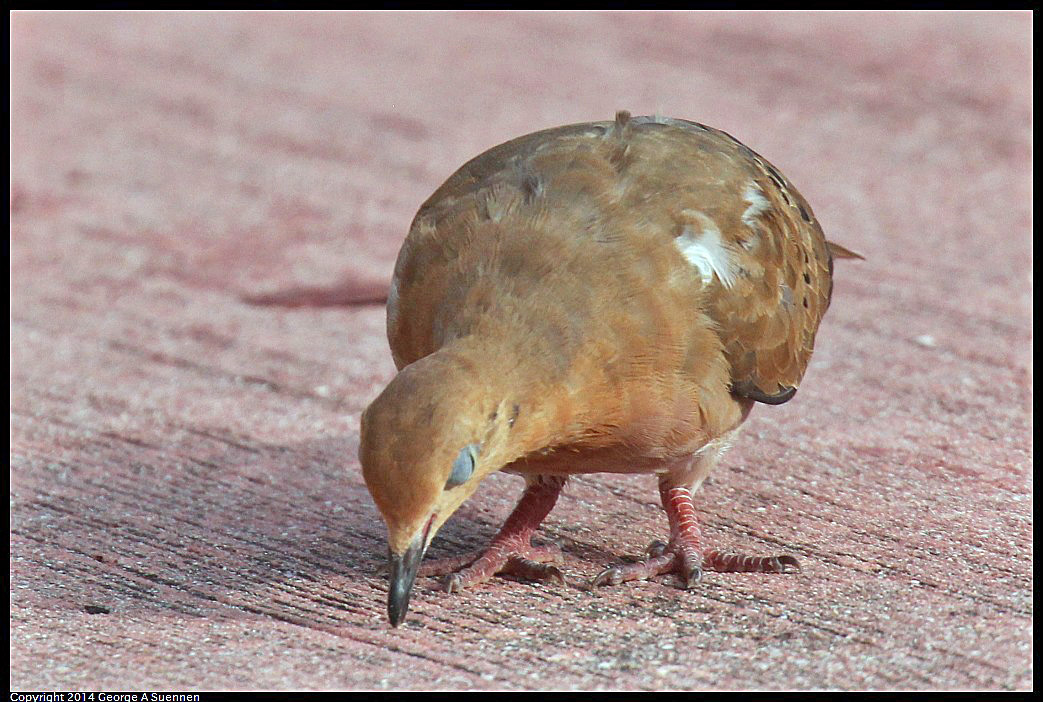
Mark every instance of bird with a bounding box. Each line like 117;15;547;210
359;111;861;627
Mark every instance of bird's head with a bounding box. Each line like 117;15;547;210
359;349;514;626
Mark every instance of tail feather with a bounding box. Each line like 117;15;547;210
826;240;865;261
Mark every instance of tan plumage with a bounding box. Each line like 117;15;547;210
360;112;860;626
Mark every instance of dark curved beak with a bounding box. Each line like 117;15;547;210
388;521;432;627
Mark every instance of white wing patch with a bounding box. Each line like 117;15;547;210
742;183;772;228
675;212;736;288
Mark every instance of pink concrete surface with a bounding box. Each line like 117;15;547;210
10;11;1031;691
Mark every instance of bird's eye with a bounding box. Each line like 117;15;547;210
446;444;477;489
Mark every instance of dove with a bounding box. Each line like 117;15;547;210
359;111;861;626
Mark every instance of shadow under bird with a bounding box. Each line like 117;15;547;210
359;111;862;627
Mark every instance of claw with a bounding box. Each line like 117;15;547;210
645;540;669;558
682;563;703;589
544;565;567;589
444;573;464;594
591;566;624;589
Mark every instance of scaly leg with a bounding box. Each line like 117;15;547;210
420;475;567;592
592;479;799;588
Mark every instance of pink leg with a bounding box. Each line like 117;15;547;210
592;480;799;588
420;475;567;592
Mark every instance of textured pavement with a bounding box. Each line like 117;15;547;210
10;11;1032;691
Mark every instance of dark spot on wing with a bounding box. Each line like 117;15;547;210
520;173;542;204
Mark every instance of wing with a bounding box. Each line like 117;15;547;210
585;114;848;404
388;112;856;401
668;121;841;403
583;114;845;403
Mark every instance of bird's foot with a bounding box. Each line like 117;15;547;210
419;542;566;593
417;475;568;593
591;539;799;589
591;483;799;589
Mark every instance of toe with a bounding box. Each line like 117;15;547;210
503;556;567;587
